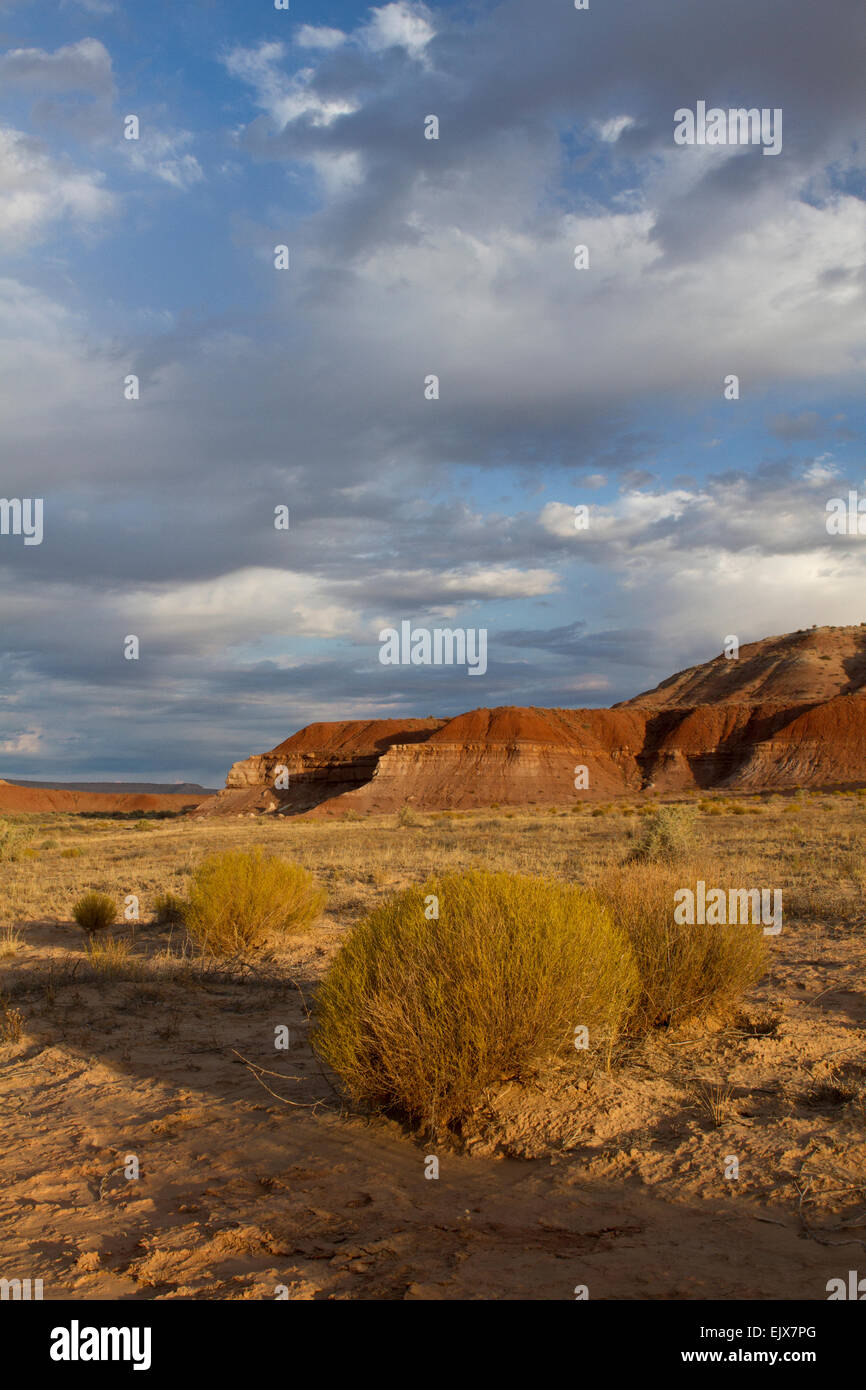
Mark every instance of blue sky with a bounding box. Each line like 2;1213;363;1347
0;0;865;782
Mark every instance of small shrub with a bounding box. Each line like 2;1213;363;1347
184;848;325;956
152;891;186;927
626;805;697;865
61;847;83;859
396;805;419;828
133;819;154;832
312;870;638;1131
592;864;767;1033
40;838;60;850
0;819;32;862
72;891;117;935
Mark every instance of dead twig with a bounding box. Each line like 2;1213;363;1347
230;1049;320;1109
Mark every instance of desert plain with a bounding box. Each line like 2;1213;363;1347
1;788;863;1301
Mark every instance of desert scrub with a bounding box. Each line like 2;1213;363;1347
592;864;767;1033
626;804;697;865
184;848;325;956
312;870;638;1132
72;891;117;935
71;889;116;934
152;891;186;927
0;819;32;862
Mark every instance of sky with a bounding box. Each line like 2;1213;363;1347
0;0;865;784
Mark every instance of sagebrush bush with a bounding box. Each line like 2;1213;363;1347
184;848;325;955
152;891;186;927
626;804;697;865
72;891;117;935
592;863;767;1033
312;870;638;1131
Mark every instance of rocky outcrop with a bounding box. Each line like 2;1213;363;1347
197;625;866;817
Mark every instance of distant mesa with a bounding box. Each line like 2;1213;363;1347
194;625;866;818
0;780;216;815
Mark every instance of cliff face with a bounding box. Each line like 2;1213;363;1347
197;625;866;817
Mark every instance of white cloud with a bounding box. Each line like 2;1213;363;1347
295;26;347;51
224;43;357;129
344;565;559;606
136;568;358;646
124;128;204;189
0;126;115;247
596;115;634;143
360;2;435;59
804;459;839;484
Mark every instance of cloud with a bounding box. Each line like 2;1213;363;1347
223;43;357;130
360;2;436;59
3;0;866;778
0;126;115;247
768;410;823;441
0;39;115;97
0;729;43;755
296;26;347;52
123;127;204;189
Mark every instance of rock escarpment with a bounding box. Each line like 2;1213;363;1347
197;625;866;817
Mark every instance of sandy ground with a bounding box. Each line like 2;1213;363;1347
1;859;864;1300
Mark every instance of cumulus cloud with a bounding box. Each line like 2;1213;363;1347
360;2;436;59
0;126;115;246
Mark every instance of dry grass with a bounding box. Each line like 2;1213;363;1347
86;935;147;980
312;870;638;1132
1;792;863;931
183;847;326;956
0;925;22;957
693;1079;735;1127
152;890;186;926
0;995;24;1043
